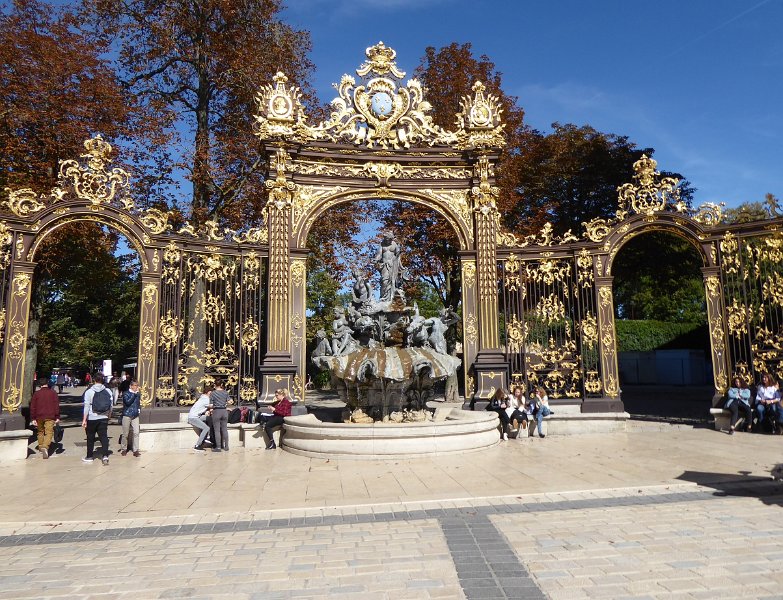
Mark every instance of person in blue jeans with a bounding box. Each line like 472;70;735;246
533;386;554;438
725;376;751;434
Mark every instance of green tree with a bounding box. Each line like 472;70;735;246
612;232;706;323
508;123;694;236
83;0;316;223
722;195;780;224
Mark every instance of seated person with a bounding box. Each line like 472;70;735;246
486;387;510;441
725;376;751;434
188;385;213;451
506;386;530;434
258;388;292;450
754;372;781;432
533;386;554;438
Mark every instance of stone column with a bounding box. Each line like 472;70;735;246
588;276;624;412
137;274;161;409
702;267;729;405
0;262;34;428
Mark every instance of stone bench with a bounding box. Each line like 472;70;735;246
710;407;749;432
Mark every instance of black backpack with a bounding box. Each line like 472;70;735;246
91;388;112;414
227;407;242;423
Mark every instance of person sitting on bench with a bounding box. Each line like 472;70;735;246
259;388;292;450
725;376;751;435
754;372;781;433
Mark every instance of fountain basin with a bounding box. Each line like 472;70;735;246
281;407;500;459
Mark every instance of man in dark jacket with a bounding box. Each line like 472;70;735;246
120;380;141;457
30;378;60;459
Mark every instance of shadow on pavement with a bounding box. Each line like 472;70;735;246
622;384;714;425
677;469;783;508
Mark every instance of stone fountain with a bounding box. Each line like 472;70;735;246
311;231;461;422
284;232;499;459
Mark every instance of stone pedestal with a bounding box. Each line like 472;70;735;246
470;350;510;405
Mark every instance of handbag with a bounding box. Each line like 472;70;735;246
53;423;64;444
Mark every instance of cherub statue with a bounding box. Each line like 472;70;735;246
331;306;357;355
351;266;373;308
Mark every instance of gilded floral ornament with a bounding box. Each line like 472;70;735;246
364;162;402;186
726;298;749;335
762;272;783;308
58;135;130;210
617;154;682;217
582;217;612;242
505;315;526;353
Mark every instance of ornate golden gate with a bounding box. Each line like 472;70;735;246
2;42;781;427
0;135;267;426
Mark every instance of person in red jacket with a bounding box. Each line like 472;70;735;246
259;388;292;450
30;377;60;459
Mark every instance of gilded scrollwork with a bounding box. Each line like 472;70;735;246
464;313;478;344
58;135;130;210
535;295;566;324
505;315;526;353
726;298;749;335
158;311;183;351
617;154;682;217
763;272;783;308
581;313;598;347
4;188;45;217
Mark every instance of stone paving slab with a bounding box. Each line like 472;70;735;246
2;428;783;599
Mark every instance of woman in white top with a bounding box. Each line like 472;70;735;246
506;386;530;436
754;372;781;432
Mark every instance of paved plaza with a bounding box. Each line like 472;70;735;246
1;419;782;599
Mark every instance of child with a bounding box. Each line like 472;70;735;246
534;386;554;438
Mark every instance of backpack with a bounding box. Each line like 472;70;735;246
227;407;242;423
239;406;251;423
91;388;112;414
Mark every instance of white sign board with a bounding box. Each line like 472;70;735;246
102;360;112;378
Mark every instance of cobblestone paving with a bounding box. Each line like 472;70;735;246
498;483;783;599
1;480;782;599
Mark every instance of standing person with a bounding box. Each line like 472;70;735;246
754;372;780;432
533;386;554;438
84;372;91;386
55;372;65;394
30;377;59;459
209;379;229;452
188;385;213;451
725;377;752;434
486;387;510;441
120;380;141;457
82;374;113;465
258;388;292;450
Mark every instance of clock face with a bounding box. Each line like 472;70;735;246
370;92;393;117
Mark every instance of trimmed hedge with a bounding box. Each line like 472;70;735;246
616;320;708;352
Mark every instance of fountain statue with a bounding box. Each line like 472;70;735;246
311;232;461;422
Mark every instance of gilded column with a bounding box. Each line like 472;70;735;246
290;253;307;402
703;267;729;404
460;256;478;399
591;276;623;412
1;263;34;416
468;154;508;403
259;147;298;401
137;274;161;408
471;155;500;350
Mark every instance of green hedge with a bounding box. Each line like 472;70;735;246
615;320;708;352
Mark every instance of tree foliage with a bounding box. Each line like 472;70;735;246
612;232;706;323
506;123;694;236
83;0;316;223
722;194;780;224
33;224;140;376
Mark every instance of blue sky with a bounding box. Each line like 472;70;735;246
282;0;783;209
